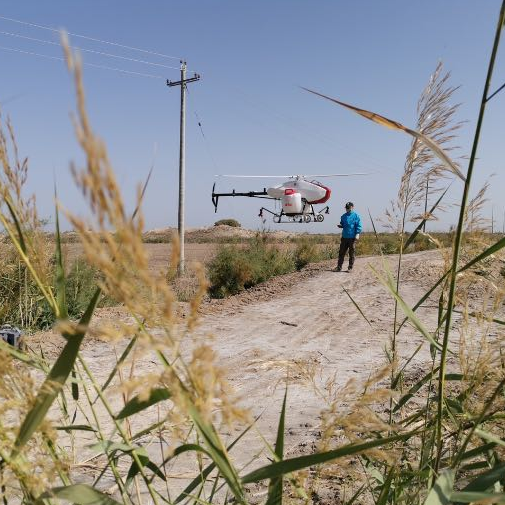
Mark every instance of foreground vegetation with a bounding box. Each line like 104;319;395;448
1;5;505;504
206;231;458;298
1;230;460;326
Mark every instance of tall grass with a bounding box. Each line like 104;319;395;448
0;246;115;330
305;1;505;501
207;234;338;297
1;7;505;505
383;61;462;387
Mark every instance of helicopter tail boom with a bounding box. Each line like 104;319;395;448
212;183;271;212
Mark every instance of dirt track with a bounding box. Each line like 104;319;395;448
49;249;448;502
188;250;444;500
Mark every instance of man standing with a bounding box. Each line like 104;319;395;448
335;202;362;272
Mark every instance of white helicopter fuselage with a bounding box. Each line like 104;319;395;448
212;172;369;223
266;179;331;215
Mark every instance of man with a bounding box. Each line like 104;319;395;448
335;201;362;272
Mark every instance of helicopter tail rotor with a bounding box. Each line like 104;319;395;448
211;183;220;213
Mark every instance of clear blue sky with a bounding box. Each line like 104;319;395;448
1;1;504;232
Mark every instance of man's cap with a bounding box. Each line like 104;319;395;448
345;201;354;208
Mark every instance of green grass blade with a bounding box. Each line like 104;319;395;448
451;492;505;503
71;368;79;401
376;466;395;505
4;196;27;254
394;367;440;413
392;343;423;389
115;388;171;420
174;417;257;504
266;387;288;505
458;236;505;272
452;309;505;326
54;189;68;320
12;287;101;453
274;388;287;459
0;199;55;308
396;270;450;335
55;198;77;408
343;287;372;328
367;208;383;255
344;484;366;505
187;403;246;504
404;186;450;250
242;430;420;484
423;469;454;505
456;442;497;463
461;461;505;492
0;339;45;370
91;440;141;455
100;335;137;394
55;424;97;432
131;419;166;441
126;453;167;488
373;265;442;351
40;484;123;505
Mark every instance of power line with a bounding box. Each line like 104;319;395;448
189;96;222;174
0;45;166;79
0;30;181;70
0;14;182;61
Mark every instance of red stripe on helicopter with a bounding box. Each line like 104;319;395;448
307;183;331;204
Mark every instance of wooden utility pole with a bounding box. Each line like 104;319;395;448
167;62;200;275
423;175;429;232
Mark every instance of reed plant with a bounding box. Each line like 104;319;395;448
1;5;505;504
303;1;505;501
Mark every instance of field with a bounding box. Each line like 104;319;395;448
2;13;505;505
21;243;505;503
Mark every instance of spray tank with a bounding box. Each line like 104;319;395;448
281;188;302;215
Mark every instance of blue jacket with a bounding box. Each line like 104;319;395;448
340;211;363;239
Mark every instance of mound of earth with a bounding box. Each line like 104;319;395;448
143;225;297;242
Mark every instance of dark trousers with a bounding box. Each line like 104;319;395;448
338;238;356;269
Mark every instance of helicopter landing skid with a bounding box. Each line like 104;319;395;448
258;206;329;224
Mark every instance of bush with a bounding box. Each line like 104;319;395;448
293;237;320;270
0;250;115;330
66;257;115;319
208;235;294;297
214;219;241;228
0;245;54;330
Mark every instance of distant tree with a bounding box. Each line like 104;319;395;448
214;219;241;228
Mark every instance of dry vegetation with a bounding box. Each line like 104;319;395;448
1;6;505;505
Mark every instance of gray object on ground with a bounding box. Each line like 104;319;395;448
0;324;23;348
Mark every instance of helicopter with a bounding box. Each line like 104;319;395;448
211;173;369;224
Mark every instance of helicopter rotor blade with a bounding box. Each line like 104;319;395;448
304;172;372;178
215;172;373;179
215;174;294;178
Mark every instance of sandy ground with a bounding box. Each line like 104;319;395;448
25;249;462;503
63;242;219;271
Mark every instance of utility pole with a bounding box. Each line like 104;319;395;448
423;175;429;233
167;62;200;275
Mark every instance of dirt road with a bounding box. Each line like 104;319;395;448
61;250;446;502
